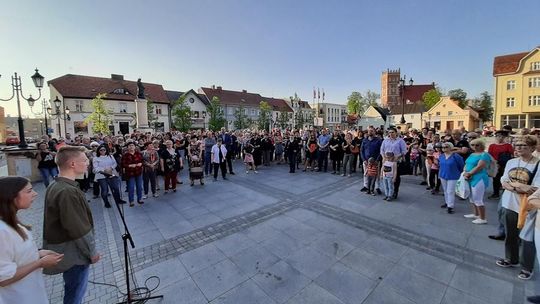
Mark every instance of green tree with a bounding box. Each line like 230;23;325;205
147;99;159;131
208;96;226;131
472;91;494;123
171;94;192;132
422;88;442;110
347;91;366;114
258;101;272;131
85;93;113;135
234;106;249;130
277;110;289;129
364;90;380;107
448;88;468;108
294;112;305;129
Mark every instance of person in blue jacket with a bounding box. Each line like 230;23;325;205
438;142;465;214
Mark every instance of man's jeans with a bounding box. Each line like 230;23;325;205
39;167;58;187
318;150;329;172
63;264;90;304
204;151;213;175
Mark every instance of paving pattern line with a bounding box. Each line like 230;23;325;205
302;200;525;304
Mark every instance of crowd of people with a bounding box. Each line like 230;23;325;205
5;123;540;303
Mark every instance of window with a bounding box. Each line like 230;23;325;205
448;111;453;116
155;105;162;115
435;112;440;116
113;88;126;94
192;111;199;118
227;107;233;115
244;108;248;115
458;121;464;127
506;97;515;107
507;80;516;90
529;95;540;106
251;109;256;115
119;102;127;113
502;115;526;129
75;100;84;112
532;62;540;71
530;115;540;128
529;77;540;88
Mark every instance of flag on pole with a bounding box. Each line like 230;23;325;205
317;88;320;100
322;89;325;101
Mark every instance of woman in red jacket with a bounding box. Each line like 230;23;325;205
122;141;144;207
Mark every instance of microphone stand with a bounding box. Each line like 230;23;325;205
113;181;163;304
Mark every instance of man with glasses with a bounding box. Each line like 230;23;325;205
380;127;407;199
449;130;471;160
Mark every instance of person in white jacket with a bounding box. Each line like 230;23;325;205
211;138;228;181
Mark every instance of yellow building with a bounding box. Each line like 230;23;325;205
425;96;480;133
493;46;540;130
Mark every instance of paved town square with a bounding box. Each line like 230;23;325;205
19;161;537;304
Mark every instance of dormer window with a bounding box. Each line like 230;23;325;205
113;88;129;95
532;62;540;71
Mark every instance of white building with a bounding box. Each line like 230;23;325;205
166;89;210;130
48;74;171;137
312;102;348;130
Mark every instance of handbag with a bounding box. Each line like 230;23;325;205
455;173;470;199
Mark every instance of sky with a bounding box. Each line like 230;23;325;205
0;0;539;117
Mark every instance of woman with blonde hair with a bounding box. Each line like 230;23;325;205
463;138;492;224
438;142;464;214
0;177;63;303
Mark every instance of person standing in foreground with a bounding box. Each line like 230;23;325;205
0;177;64;304
211;138;228;181
380;127;407;199
43;146;100;304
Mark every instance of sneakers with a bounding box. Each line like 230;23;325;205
360;187;368;192
518;270;533;280
371;192;376;196
254;171;258;174
496;259;518;268
472;218;488;224
383;197;388;201
153;193;159;198
463;214;478;219
246;170;249;174
447;208;454;214
376;188;382;195
142;195;148;199
440;203;447;208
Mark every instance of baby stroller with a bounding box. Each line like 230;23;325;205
189;155;204;186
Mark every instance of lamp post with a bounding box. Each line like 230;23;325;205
39;120;43;136
398;76;414;125
0;69;45;148
47;96;70;137
30;98;50;136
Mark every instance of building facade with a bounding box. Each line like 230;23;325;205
286;97;314;130
198;86;294;131
425;96;480;132
311;103;347;130
48;74;171;137
0;106;5;143
493;46;540;130
166;89;209;130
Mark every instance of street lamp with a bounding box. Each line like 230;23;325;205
47;96;70;137
398;76;414;124
30;98;51;136
39;120;43;136
0;69;45;148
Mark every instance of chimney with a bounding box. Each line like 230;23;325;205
217;86;222;90
111;74;124;80
242;89;247;93
211;85;216;89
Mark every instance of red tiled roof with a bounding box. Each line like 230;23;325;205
298;100;311;109
199;87;293;112
493;51;529;76
263;97;293;112
48;74;170;103
199;87;264;107
403;84;435;103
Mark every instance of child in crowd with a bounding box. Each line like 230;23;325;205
430;143;442;194
409;141;420;175
365;157;379;196
381;151;397;201
243;142;257;174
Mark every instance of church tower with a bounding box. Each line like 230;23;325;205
381;69;400;107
